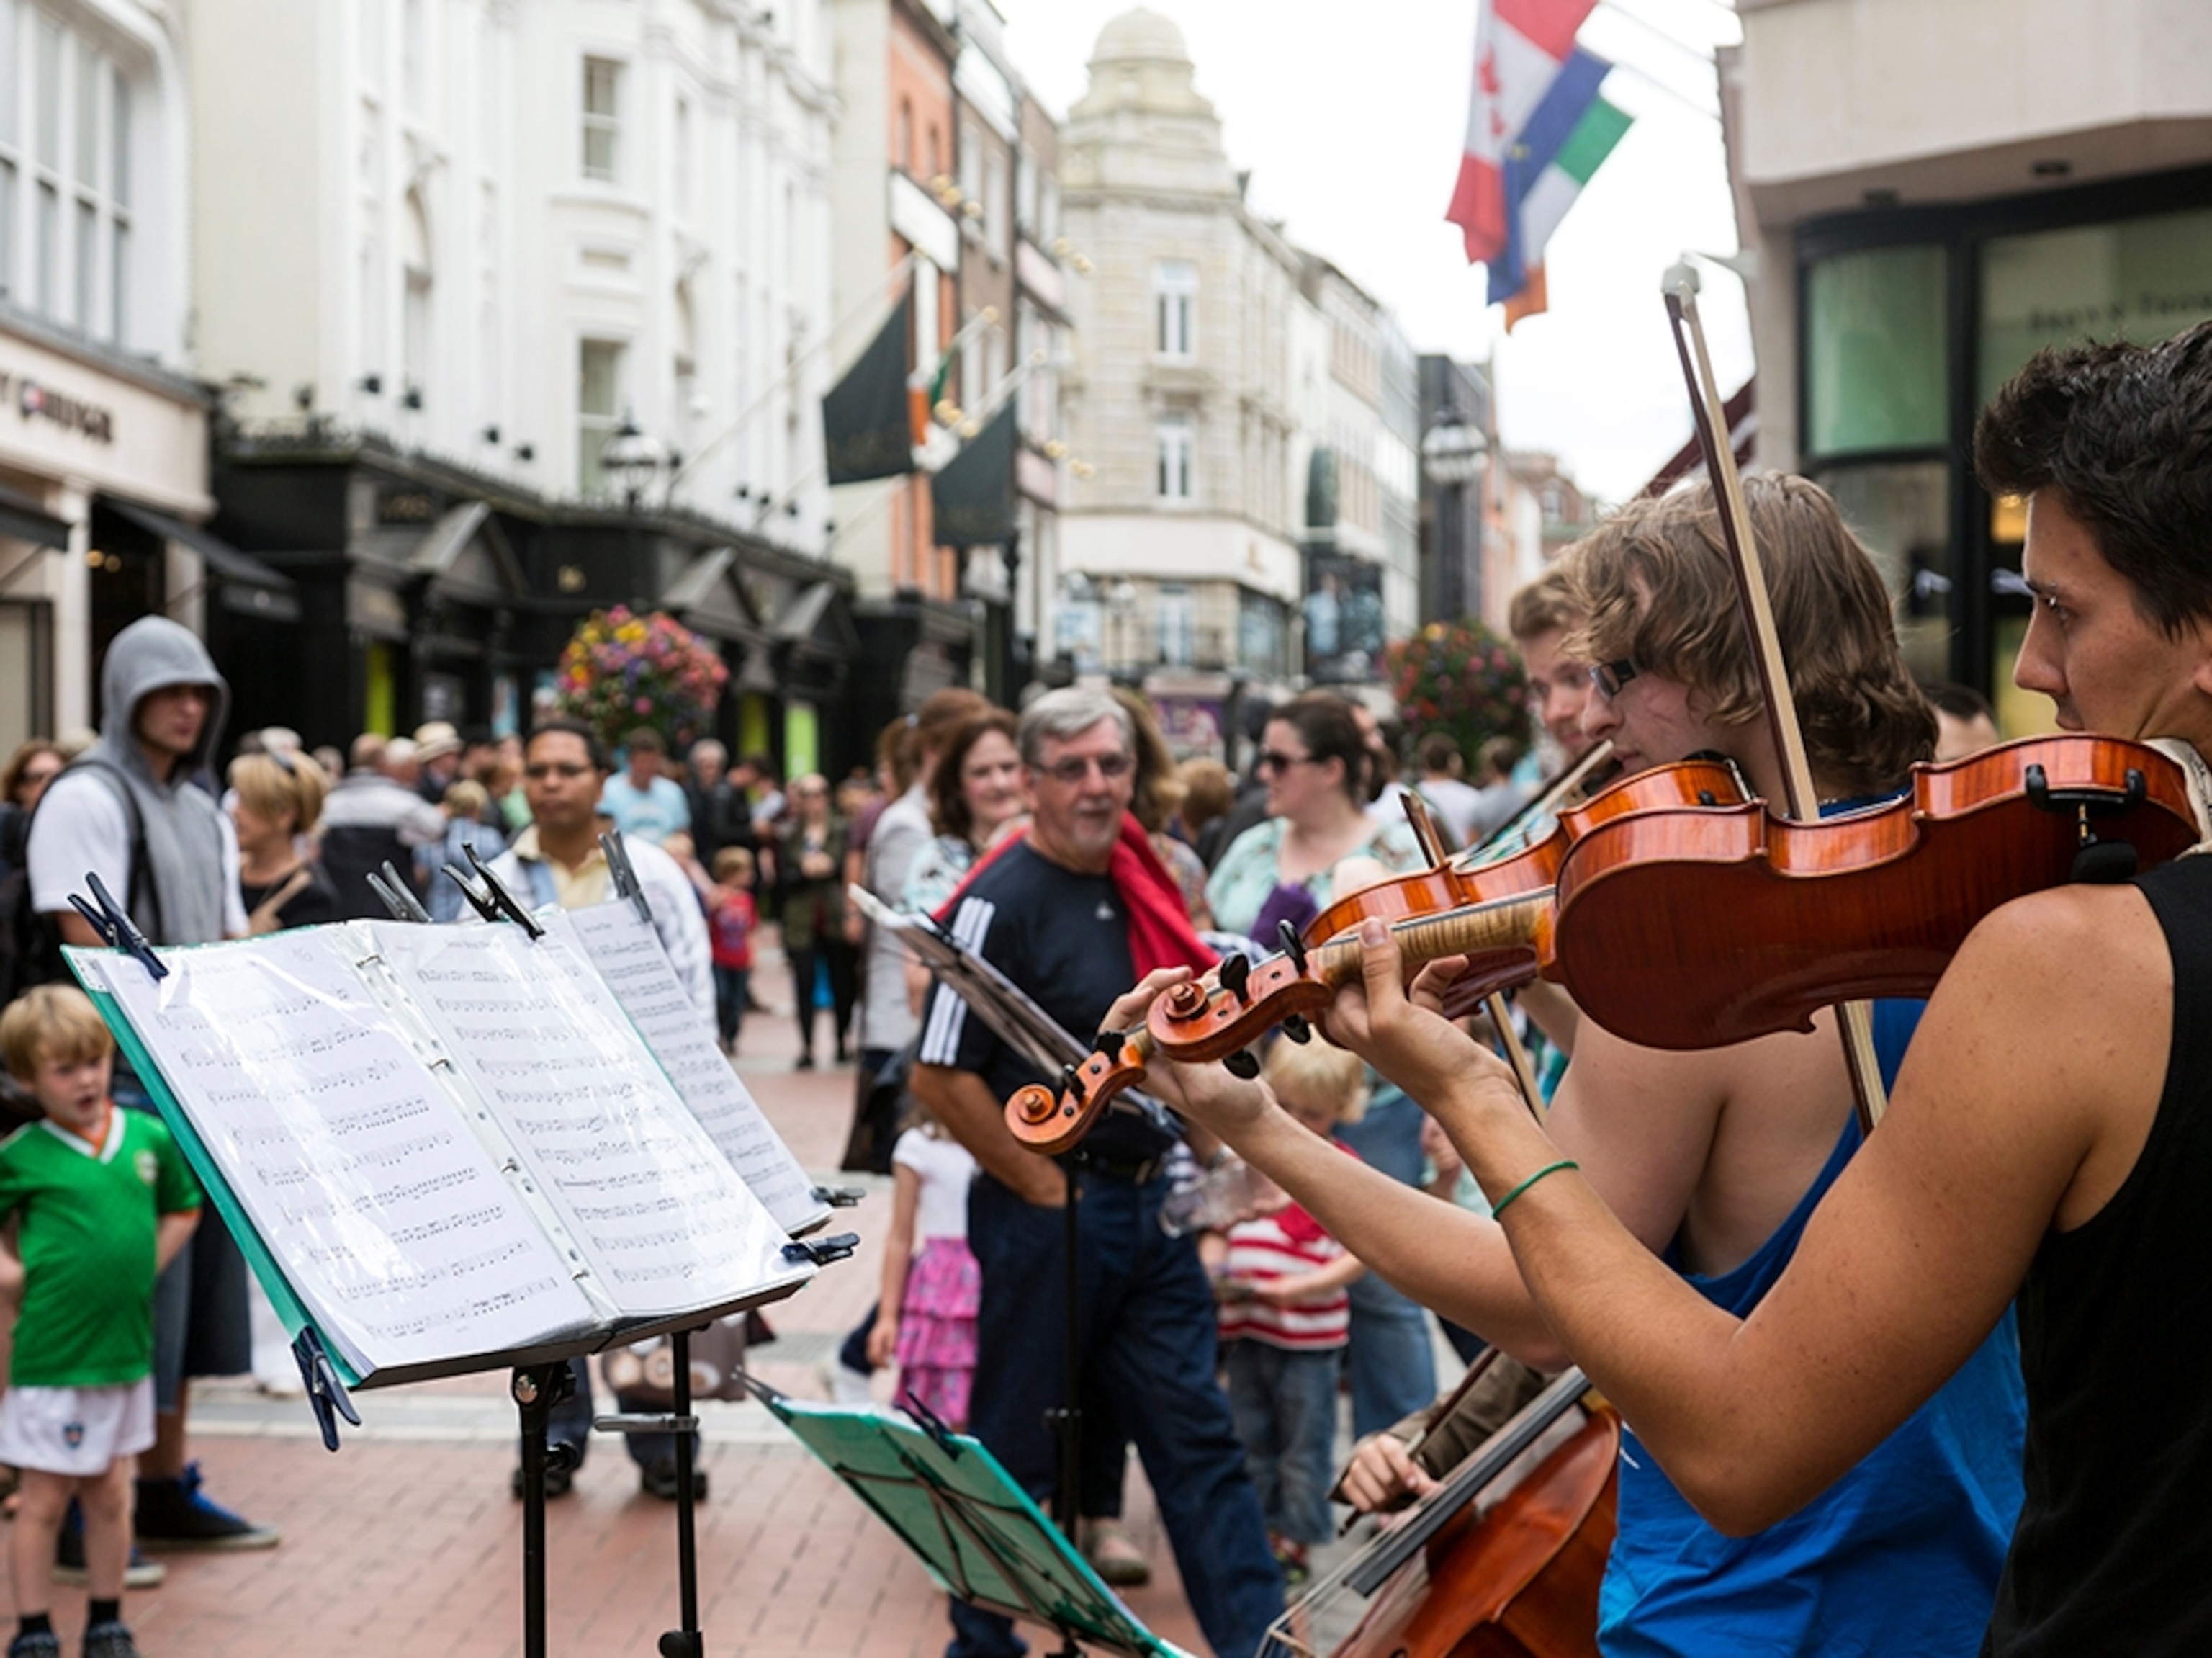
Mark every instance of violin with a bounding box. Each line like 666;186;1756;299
1547;732;2200;1051
1004;756;1748;1155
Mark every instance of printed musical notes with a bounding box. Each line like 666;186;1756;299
552;905;827;1235
91;933;595;1377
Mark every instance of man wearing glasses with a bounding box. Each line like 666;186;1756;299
912;687;1282;1658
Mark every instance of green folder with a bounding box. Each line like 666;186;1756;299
757;1386;1192;1658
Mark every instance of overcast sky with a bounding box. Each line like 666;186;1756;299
998;0;1754;504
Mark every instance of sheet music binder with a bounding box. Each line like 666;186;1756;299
65;919;815;1391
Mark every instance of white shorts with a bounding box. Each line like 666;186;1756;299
0;1379;156;1478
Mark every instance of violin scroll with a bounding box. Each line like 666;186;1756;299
1004;1027;1155;1156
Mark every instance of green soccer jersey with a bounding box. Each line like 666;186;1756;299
0;1106;202;1386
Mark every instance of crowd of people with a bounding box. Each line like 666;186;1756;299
2;323;2203;1658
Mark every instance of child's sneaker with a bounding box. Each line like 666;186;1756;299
6;1631;60;1658
133;1462;279;1551
79;1623;140;1658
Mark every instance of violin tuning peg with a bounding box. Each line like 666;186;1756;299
1094;1029;1125;1057
1277;920;1309;973
1220;953;1251;1003
1223;1049;1261;1080
1281;1013;1313;1044
1060;1062;1088;1106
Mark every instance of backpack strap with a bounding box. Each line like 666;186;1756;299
41;756;161;938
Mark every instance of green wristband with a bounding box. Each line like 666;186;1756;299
1488;1158;1579;1220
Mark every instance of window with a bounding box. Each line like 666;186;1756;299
896;99;913;174
1156;416;1193;501
673;96;691;218
401;192;432;405
582;58;621;183
1806;246;1946;456
577;339;624;496
1154;260;1197;359
1158;583;1193;667
4;17;132;341
985;150;1009;262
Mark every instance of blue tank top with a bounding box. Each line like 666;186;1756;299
1597;998;2027;1657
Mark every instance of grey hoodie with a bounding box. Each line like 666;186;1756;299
70;615;233;944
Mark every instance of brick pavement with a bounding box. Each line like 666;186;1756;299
0;938;1216;1658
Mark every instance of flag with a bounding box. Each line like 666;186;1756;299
1445;0;1599;264
930;403;1018;549
823;287;915;485
1489;65;1634;315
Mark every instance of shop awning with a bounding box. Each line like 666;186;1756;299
103;497;300;621
0;483;68;550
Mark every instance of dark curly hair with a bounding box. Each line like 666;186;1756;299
1565;475;1934;797
1975;319;2212;635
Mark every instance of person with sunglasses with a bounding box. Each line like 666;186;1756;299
910;686;1283;1658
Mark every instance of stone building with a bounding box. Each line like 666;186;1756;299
1056;6;1306;745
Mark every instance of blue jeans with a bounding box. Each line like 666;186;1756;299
541;1356;684;1472
1334;1088;1439;1440
948;1173;1282;1658
1223;1341;1342;1546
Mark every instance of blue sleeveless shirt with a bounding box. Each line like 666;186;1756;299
1597;996;2027;1657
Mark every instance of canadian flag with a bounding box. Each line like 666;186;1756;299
1446;0;1599;264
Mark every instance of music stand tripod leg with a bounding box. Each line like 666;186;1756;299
513;1362;578;1658
662;1327;704;1658
1044;1165;1084;1658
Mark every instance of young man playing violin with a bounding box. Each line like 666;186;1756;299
1113;475;2028;1657
1300;322;2212;1658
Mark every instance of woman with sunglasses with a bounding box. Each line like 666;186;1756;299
226;752;342;934
0;743;66;888
1205;691;1424;947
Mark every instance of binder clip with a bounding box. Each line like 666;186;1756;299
600;829;655;926
445;845;544;938
68;872;168;982
291;1326;363;1453
368;861;433;923
783;1232;860;1267
813;1185;866;1209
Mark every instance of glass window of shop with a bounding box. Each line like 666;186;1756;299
1977;207;2212;714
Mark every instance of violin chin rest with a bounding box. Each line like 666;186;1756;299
2069;839;2140;886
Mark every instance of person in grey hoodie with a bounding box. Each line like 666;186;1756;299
24;616;279;1556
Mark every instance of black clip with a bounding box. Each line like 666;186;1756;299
782;1231;860;1266
367;861;432;923
449;844;543;938
291;1326;363;1453
599;829;655;926
899;1388;963;1456
811;1185;866;1209
68;873;167;982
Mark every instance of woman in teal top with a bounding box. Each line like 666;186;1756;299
1206;692;1424;945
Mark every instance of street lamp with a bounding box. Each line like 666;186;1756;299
601;408;665;609
1421;408;1488;622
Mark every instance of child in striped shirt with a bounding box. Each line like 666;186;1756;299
1211;1038;1370;1584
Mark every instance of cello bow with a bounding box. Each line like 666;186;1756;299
1661;261;1890;1134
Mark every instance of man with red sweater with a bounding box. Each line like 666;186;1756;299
913;687;1282;1658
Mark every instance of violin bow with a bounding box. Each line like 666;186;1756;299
1663;261;1889;1133
1401;792;1548;1120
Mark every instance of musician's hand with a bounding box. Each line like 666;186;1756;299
1339;1432;1437;1514
1099;965;1194;1038
1327;919;1509;1108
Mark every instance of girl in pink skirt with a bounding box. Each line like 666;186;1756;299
866;1112;980;1428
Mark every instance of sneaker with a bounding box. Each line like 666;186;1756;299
55;1514;166;1589
134;1463;280;1551
639;1456;707;1502
1082;1518;1151;1587
6;1632;60;1658
79;1623;140;1658
818;1359;874;1406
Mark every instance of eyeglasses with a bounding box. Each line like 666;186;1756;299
1256;750;1320;774
524;762;595;780
18;766;61;787
1038;752;1135;786
1587;658;1640;700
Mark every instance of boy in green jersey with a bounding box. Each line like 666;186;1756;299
0;989;199;1658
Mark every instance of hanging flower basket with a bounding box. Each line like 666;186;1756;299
1382;617;1529;766
552;606;729;752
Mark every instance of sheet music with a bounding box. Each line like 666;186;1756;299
76;934;596;1379
549;904;827;1235
375;924;807;1317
